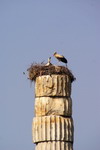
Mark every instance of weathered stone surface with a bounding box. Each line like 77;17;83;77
35;75;71;97
35;97;72;117
32;116;74;143
36;142;73;150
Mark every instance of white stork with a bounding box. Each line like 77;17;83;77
45;57;52;66
53;52;68;65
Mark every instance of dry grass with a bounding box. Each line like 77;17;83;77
27;63;75;82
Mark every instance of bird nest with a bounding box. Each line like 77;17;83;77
27;63;75;82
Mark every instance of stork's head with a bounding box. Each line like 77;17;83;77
53;52;57;56
48;57;51;61
49;57;51;59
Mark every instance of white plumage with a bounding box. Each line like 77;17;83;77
53;52;68;64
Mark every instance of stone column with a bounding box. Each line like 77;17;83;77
32;75;74;150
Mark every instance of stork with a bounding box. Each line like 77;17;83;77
53;52;68;66
45;57;52;66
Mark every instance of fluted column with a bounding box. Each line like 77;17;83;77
32;75;74;150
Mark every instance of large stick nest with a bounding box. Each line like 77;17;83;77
27;63;75;82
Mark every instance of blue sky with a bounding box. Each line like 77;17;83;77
0;0;100;150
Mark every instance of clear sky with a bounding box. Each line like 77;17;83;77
0;0;100;150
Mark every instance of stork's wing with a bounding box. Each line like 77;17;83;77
55;54;64;58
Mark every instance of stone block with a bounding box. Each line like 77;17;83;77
32;116;74;143
35;97;72;117
35;75;71;97
36;142;73;150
